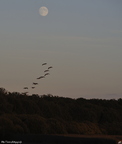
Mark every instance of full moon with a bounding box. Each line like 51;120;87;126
39;7;48;16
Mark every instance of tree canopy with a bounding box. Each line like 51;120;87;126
0;87;122;138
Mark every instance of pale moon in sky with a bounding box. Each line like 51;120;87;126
39;7;48;16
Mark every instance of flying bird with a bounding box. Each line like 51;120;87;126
32;87;35;89
42;63;47;66
44;70;49;72
44;73;49;76
23;87;28;89
37;76;45;79
33;82;38;85
22;92;28;95
48;66;53;69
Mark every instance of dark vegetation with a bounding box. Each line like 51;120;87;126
0;87;122;139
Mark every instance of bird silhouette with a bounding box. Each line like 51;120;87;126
48;66;53;69
44;70;49;72
33;82;38;85
42;63;47;66
44;73;49;76
22;63;53;94
37;76;45;79
23;87;28;89
22;92;28;95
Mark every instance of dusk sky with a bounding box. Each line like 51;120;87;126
0;0;122;99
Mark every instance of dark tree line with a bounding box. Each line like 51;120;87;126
0;88;122;138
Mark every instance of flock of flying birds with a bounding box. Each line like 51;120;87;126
23;63;53;94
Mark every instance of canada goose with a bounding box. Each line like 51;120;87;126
22;92;28;95
48;66;53;69
44;70;49;72
42;63;47;66
23;87;28;89
37;76;45;79
44;73;49;76
33;82;38;85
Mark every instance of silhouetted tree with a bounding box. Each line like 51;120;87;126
0;87;122;136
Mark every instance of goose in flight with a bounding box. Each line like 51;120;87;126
44;70;49;72
48;66;53;69
37;76;45;79
42;63;47;66
23;87;28;89
44;73;49;76
22;92;28;95
33;82;38;85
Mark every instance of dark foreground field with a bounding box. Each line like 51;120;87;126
1;134;120;144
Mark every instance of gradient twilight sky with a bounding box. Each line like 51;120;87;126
0;0;122;99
